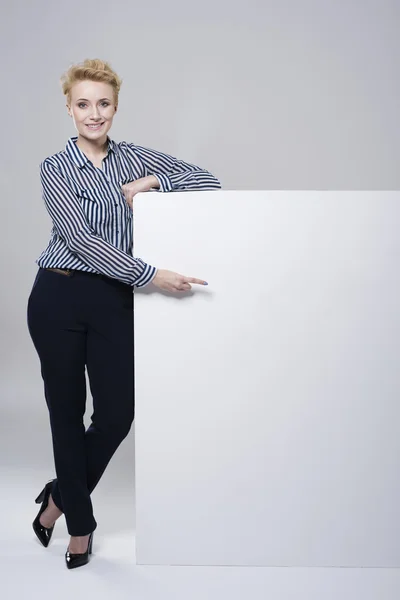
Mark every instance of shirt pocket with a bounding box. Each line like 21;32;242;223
77;187;111;229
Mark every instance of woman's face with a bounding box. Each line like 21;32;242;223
67;80;117;141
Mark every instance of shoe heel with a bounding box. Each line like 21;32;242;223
35;486;46;504
89;532;94;555
35;480;53;504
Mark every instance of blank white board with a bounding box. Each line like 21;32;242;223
133;191;400;566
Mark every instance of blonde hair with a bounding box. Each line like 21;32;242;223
60;58;123;106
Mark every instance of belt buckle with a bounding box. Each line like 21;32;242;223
48;268;73;277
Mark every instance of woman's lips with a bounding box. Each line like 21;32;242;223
86;123;104;130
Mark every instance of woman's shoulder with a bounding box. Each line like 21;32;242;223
116;139;137;151
41;136;84;169
39;152;67;180
40;142;70;169
115;140;153;163
117;139;154;153
40;151;65;165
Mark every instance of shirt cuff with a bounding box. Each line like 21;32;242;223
152;173;173;192
134;264;157;288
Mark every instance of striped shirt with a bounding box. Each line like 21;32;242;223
36;136;221;287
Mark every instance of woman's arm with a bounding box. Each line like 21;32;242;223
39;158;156;287
123;142;221;192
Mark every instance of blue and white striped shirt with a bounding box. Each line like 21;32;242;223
36;136;221;287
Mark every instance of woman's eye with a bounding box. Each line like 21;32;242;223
78;102;109;108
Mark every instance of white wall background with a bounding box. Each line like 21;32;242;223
134;190;400;567
1;0;400;594
1;0;399;395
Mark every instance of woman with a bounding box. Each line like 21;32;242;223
27;58;221;570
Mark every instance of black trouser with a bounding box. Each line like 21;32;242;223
27;267;134;536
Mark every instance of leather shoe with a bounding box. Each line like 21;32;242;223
65;531;94;569
32;479;57;547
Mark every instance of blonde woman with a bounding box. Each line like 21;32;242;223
27;58;220;569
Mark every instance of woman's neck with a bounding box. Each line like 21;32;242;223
75;135;109;160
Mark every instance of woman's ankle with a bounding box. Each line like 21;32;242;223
49;494;63;515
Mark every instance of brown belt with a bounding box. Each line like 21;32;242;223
46;268;73;276
44;267;130;288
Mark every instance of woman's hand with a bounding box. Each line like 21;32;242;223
121;176;160;209
152;269;208;292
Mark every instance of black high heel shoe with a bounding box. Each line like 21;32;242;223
32;479;57;547
65;531;94;569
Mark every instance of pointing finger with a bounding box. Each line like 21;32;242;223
184;277;208;286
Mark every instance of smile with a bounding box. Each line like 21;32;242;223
86;123;104;130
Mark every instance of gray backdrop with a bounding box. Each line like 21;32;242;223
1;0;399;558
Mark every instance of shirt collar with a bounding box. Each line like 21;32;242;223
66;135;120;169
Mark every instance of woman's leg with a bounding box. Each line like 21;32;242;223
47;271;134;507
27;268;97;536
80;273;134;495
